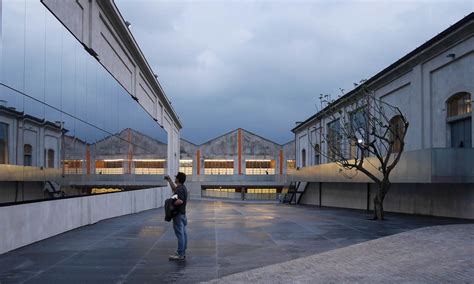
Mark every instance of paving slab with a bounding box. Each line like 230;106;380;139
208;224;474;283
0;200;471;283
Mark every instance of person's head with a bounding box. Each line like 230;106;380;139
175;172;186;185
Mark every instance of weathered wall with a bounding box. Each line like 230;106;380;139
0;186;171;254
300;182;474;219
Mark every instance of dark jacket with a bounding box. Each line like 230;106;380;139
164;198;177;222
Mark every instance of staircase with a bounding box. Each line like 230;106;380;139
43;181;65;198
282;181;308;204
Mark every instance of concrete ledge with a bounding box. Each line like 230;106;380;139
0;187;170;254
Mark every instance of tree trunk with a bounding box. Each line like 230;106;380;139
373;195;384;220
373;182;390;220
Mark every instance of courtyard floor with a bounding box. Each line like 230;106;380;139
0;200;471;283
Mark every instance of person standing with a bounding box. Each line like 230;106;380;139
165;172;188;261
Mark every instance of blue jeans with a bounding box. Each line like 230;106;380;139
172;213;187;256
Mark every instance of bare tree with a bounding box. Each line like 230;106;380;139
311;82;409;220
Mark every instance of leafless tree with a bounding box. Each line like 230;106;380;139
311;82;409;220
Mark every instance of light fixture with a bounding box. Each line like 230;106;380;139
125;21;131;28
446;53;456;59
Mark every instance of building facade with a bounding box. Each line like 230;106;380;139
292;13;474;219
180;129;295;199
0;0;180;203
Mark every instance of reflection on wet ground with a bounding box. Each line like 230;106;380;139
0;200;470;283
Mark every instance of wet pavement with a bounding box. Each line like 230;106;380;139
0;200;470;283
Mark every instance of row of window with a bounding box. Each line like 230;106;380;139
0;123;56;167
299;92;472;167
62;159;298;175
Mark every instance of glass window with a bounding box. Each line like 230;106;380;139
204;159;234;175
327;119;341;160
179;159;193;175
287;159;296;169
0;123;8;164
389;116;405;153
314;144;320;165
447;92;471;118
134;159;166;175
95;159;124;175
64;159;83;174
301;149;306;167
245;160;275;175
24;144;32;166
47;149;55;168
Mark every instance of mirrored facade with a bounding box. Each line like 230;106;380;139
0;0;168;204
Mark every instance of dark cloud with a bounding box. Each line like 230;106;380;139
116;0;473;144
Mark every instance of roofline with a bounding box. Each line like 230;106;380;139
99;1;182;129
181;128;294;147
292;12;474;133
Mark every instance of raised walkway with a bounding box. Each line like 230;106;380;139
0;200;471;283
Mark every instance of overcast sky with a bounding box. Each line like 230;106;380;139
115;0;472;145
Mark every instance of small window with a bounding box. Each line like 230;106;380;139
287;159;296;169
47;149;55;168
327;119;341;160
389;116;405;153
314;144;320;165
447;92;471;118
24;144;33;166
301;149;306;167
0;123;8;164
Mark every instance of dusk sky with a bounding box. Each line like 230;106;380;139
115;0;473;145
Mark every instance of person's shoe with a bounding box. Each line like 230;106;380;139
168;253;185;261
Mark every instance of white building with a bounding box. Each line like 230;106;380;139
291;13;474;219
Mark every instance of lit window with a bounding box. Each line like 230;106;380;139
287;159;296;169
95;159;124;174
0;123;8;164
205;188;235;192
24;144;33;166
447;92;471;118
350;109;367;159
247;188;277;194
245;159;275;175
447;92;472;148
204;159;234;175
64;160;83;174
134;159;166;174
179;159;193;175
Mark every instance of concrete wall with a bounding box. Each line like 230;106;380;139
0;186;170;254
300;182;473;219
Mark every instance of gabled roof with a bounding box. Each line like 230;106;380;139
292;12;474;133
182;128;293;147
